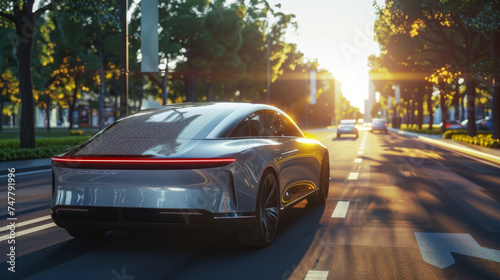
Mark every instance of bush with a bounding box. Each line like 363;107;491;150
442;129;468;139
0;136;92;161
442;129;491;139
451;134;500;149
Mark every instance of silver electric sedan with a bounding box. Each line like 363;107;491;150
51;103;330;247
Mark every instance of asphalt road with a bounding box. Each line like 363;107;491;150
1;128;500;280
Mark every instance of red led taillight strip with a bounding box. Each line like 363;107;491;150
52;157;236;170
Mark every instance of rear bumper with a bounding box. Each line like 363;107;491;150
337;129;358;134
51;206;256;235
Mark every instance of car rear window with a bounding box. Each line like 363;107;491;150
71;105;231;156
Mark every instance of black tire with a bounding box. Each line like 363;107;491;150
66;227;106;240
308;154;330;205
355;133;359;138
337;133;340;138
238;170;280;247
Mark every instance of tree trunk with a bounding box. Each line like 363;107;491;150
162;73;168;106
138;85;144;111
98;43;106;130
492;76;500;140
464;74;477;136
0;92;3;133
427;91;434;131
206;80;211;101
185;72;197;102
45;95;51;132
452;80;460;121
416;92;423;129
439;81;448;133
68;86;78;130
491;29;500;140
17;20;36;148
392;104;400;129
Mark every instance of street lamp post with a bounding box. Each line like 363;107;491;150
266;35;271;104
120;0;129;118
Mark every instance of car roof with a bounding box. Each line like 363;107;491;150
66;102;290;156
340;119;356;123
112;102;283;139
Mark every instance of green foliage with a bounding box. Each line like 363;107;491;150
442;129;468;139
442;129;492;139
452;133;500;148
0;136;91;161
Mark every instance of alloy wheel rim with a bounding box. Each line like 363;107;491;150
261;173;279;242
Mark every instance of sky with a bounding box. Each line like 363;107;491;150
267;0;385;113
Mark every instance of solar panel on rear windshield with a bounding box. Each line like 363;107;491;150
72;106;225;156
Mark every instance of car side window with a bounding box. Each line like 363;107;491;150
249;111;278;137
279;114;303;137
229;118;251;138
250;110;302;137
231;110;302;138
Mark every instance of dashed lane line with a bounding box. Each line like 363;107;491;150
0;215;52;232
0;222;56;242
304;270;329;280
331;201;350;218
348;172;359;180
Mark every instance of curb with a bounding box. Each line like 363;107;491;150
389;128;500;166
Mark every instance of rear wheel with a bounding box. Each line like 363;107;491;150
238;170;280;247
308;154;330;205
66;227;106;240
336;133;340;138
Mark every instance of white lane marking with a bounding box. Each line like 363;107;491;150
0;215;52;232
0;169;52;179
359;146;365;150
415;232;500;268
331;201;350;218
357;151;364;155
0;222;56;242
348;172;359;180
304;270;329;280
354;158;362;164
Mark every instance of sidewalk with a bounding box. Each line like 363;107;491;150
389;127;500;165
0;158;52;176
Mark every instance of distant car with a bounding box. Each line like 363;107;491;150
51;103;330;247
477;118;492;130
441;120;465;130
357;118;365;125
371;119;387;133
461;118;492;131
337;119;358;138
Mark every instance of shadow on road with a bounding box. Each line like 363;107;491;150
2;204;326;280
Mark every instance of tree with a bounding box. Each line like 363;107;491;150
0;21;19;132
63;1;120;130
0;0;54;148
459;0;500;139
372;0;491;136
